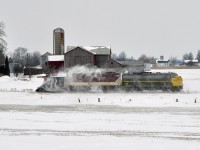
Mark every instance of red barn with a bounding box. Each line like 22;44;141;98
46;55;64;74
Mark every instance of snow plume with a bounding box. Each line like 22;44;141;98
64;65;105;92
66;65;103;81
36;77;65;92
36;65;107;92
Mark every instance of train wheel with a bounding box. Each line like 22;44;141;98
136;87;143;92
162;88;167;92
171;87;180;92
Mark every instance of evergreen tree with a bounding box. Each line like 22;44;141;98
182;53;189;60
4;56;10;76
0;49;5;64
188;52;194;60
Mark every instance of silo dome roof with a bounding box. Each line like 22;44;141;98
54;28;64;33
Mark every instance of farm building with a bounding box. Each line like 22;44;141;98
46;55;64;74
118;61;151;73
184;60;198;66
101;59;124;68
156;56;170;67
64;46;111;68
40;52;52;66
24;66;43;76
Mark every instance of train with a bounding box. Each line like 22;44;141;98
36;71;183;92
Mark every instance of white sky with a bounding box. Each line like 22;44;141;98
1;0;200;59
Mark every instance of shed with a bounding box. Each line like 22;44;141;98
101;59;124;68
24;66;43;75
40;52;52;65
156;56;170;67
184;60;198;66
118;61;151;73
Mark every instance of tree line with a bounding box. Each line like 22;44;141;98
0;21;41;76
112;51;156;64
112;50;200;66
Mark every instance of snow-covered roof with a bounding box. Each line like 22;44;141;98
24;65;42;69
31;65;42;69
66;46;111;55
184;59;198;63
156;59;170;63
47;55;64;61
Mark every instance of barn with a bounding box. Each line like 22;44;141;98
46;55;64;73
64;46;111;68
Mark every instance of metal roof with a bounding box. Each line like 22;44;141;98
66;46;111;55
54;28;64;33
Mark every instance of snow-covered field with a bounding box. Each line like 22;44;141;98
0;69;200;150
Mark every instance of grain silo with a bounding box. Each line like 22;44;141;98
53;28;65;55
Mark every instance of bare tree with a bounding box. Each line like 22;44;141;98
12;47;28;67
30;51;41;66
118;51;127;61
182;53;189;60
138;54;156;64
0;22;7;53
138;54;148;62
197;50;200;63
111;53;118;60
182;52;193;60
13;64;23;77
169;57;178;66
0;22;6;65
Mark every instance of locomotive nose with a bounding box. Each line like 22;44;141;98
171;76;183;88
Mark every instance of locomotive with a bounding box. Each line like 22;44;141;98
122;72;183;91
36;71;183;92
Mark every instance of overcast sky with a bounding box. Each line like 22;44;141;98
1;0;200;59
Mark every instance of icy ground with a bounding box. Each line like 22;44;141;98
0;69;200;150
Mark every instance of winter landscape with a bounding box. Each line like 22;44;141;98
0;69;200;150
1;1;200;149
